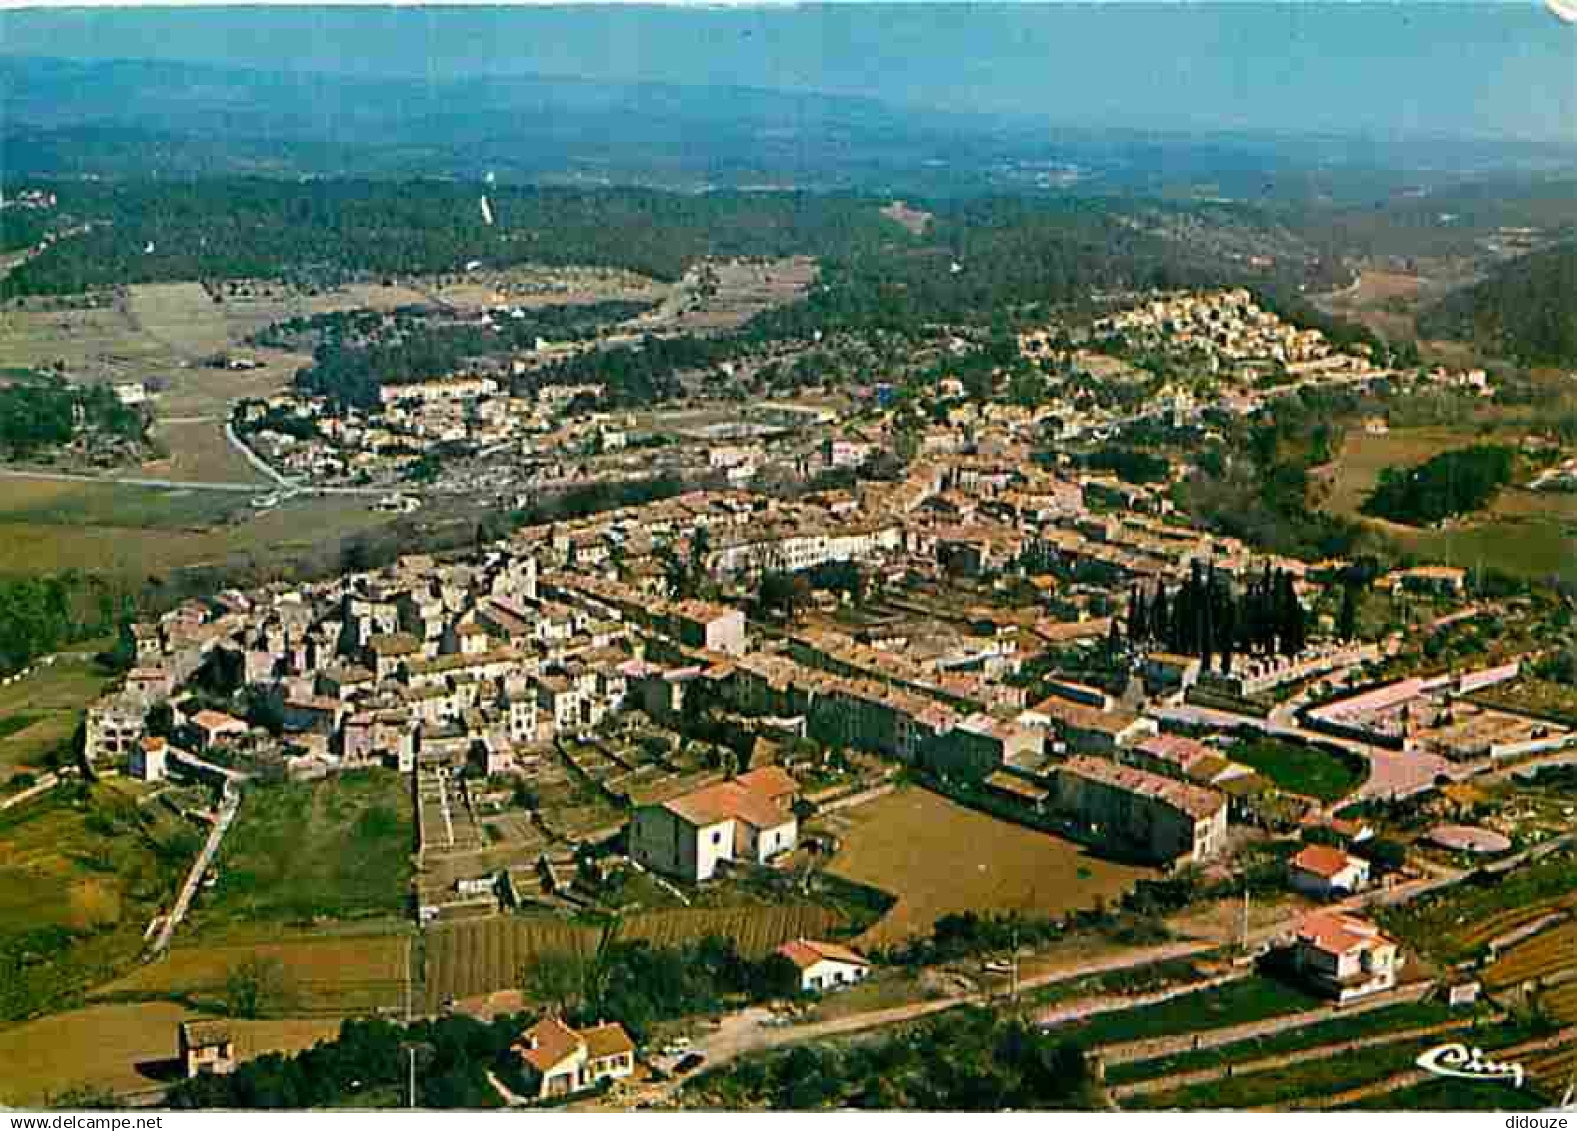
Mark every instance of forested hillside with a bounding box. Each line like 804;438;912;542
1419;243;1577;366
0;181;901;296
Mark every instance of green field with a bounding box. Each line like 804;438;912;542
1130;1020;1538;1110
1341;1075;1547;1111
1321;426;1577;584
0;480;399;578
194;769;414;932
0;652;119;778
1055;976;1322;1049
0;779;194;1020
1378;848;1577;963
1107;999;1456;1085
1227;738;1367;803
0;479;248;531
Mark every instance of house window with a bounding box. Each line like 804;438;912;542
712;830;723;845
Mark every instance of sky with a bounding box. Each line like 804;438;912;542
1;3;1573;142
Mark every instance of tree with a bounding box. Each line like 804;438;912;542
47;1085;121;1110
758;570;809;622
520;951;591;1014
1338;583;1360;642
226;956;295;1019
1357;837;1408;873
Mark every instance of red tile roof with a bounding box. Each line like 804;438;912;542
1291;844;1359;880
1061;755;1225;820
665;773;794;831
777;938;870;971
1295;912;1394;957
514;1016;582;1076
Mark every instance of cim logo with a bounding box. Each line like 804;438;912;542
1415;1043;1525;1089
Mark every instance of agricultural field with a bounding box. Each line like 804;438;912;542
192;769;414;933
1473;678;1577;728
0;1000;340;1106
1543;981;1577;1025
1322;426;1500;522
1312;264;1478;356
0;301;168;377
1319;425;1577;584
1058;975;1321;1051
0;478;247;531
1226;737;1367;803
422;899;849;1011
0;779;197;1021
1378;848;1577;963
1484;919;1577;991
0;651;118;779
1105;998;1455;1086
824;787;1156;948
1127;1020;1533;1111
423;915;601;1010
1341;1075;1547;1111
96;929;412;1017
124;284;230;361
0;480;396;578
1522;1022;1577;1092
616;902;846;957
141;419;269;485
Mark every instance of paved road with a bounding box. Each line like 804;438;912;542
223;420;298;491
0;467;268;493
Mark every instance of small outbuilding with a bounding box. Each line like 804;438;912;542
776;938;872;994
178;1020;236;1078
1288;844;1370;899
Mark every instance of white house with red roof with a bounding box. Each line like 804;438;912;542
1290;912;1400;1002
511;1016;636;1100
628;766;799;882
1288;844;1370;899
776;938;872;993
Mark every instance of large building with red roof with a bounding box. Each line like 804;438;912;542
628;765;799;882
1055;755;1227;865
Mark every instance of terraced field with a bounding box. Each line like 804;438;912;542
1128;1020;1538;1111
424;901;850;1009
423;916;600;1010
1380;849;1577;963
1485;919;1577;990
618;903;845;957
1523;1030;1577;1093
1106;999;1454;1086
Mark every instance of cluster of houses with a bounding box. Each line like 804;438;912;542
234;377;624;487
1087;288;1350;372
85;430;1451;876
